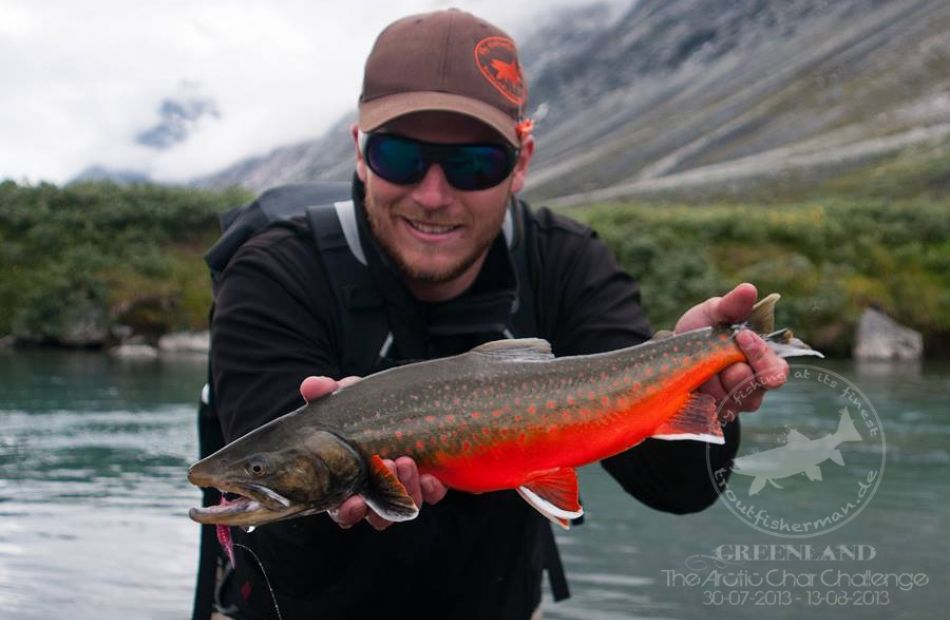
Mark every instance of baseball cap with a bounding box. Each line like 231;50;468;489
358;9;529;147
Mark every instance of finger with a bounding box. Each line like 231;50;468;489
365;511;393;531
337;376;362;390
736;331;789;389
674;296;722;333
394;457;423;508
420;474;448;505
713;283;758;325
699;374;739;421
330;495;368;529
299;376;338;402
719;361;754;396
700;374;728;403
673;283;758;333
736;387;765;413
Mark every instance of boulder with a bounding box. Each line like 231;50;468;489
853;308;923;360
158;331;210;354
108;343;160;360
58;304;109;347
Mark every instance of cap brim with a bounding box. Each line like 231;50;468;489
359;91;519;147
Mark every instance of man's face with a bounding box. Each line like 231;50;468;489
354;112;533;297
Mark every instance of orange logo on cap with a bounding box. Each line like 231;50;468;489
474;37;525;106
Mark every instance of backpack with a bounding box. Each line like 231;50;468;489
191;182;566;620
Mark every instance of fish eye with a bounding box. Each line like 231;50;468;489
245;457;269;478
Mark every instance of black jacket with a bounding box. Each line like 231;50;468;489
210;184;739;619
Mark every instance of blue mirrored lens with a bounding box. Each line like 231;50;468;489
365;134;515;190
441;146;511;190
367;136;426;184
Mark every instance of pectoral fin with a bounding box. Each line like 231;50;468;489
804;465;823;481
517;467;583;530
652;393;725;444
748;477;767;496
361;455;419;522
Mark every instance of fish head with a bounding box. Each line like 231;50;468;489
188;428;364;527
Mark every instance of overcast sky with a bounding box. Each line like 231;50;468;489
0;0;629;184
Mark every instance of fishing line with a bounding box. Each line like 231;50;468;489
233;543;284;620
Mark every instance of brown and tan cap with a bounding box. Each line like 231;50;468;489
359;9;528;147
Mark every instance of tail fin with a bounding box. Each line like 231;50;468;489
745;293;824;359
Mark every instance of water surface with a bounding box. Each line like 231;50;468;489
0;351;945;618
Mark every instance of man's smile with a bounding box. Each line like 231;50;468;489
401;216;464;240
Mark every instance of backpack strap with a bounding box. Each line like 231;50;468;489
307;201;393;376
503;198;570;602
206;183;351;288
506;197;538;340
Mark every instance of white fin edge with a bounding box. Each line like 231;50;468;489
362;494;419;522
652;433;726;444
517;486;583;530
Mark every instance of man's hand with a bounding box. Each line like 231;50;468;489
674;283;789;420
299;375;449;531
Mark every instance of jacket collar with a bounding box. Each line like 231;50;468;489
351;176;520;357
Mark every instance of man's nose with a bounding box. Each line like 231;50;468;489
410;163;454;210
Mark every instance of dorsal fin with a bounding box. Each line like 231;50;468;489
471;338;554;360
786;429;810;444
651;329;675;341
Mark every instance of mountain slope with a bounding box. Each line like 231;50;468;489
523;0;950;202
194;0;950;201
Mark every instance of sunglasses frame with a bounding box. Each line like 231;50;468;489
358;131;520;191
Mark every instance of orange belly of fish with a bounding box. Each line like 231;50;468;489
417;346;742;493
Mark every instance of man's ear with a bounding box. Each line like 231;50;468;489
351;123;368;183
509;134;535;194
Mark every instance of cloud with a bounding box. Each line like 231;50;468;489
0;0;632;184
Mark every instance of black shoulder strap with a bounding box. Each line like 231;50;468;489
205;182;350;287
507;197;538;340
306;201;392;377
502;198;570;602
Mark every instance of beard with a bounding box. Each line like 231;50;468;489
363;192;505;285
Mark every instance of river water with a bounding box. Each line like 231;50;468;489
0;350;946;619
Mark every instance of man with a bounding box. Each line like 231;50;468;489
208;9;787;619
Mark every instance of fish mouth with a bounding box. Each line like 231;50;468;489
188;480;304;527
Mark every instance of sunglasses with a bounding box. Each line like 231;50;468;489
359;132;519;191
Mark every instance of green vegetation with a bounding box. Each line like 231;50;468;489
0;181;250;345
1;175;946;357
570;199;950;357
